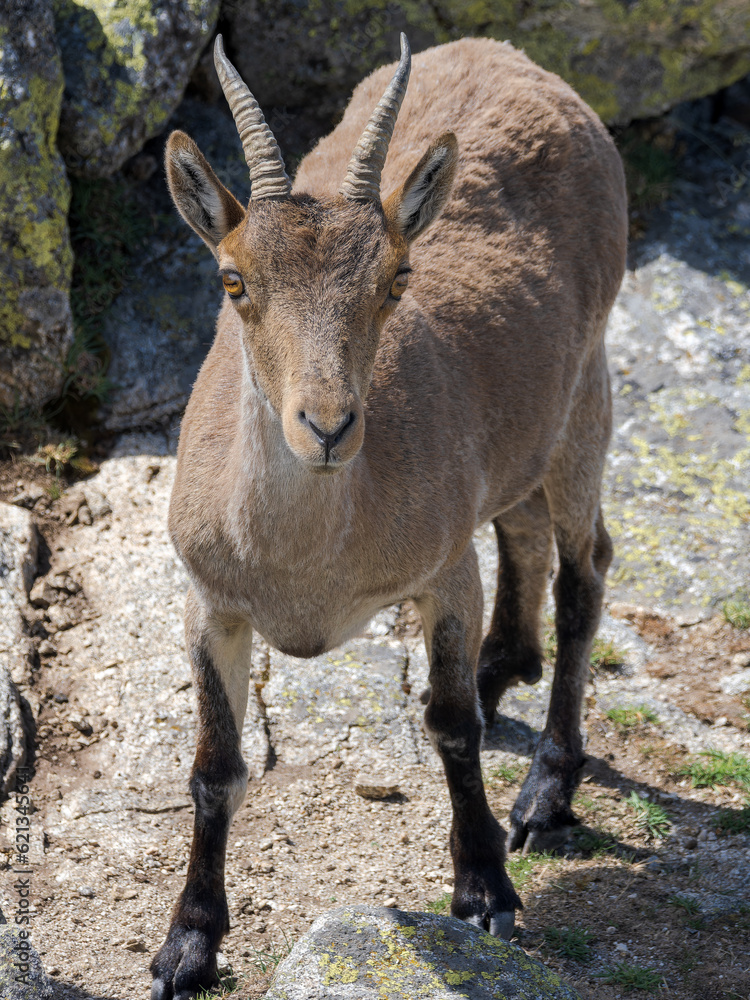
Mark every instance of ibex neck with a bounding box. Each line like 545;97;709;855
230;362;364;556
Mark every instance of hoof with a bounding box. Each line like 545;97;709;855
151;927;220;1000
507;820;572;855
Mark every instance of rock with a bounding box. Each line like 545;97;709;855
0;505;38;796
265;906;581;999
29;580;56;610
354;775;400;800
0;0;73;409
53;0;220;177
98;96;249;433
221;1;750;127
0;923;52;1000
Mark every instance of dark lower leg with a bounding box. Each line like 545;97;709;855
508;529;607;853
425;613;521;937
151;642;248;1000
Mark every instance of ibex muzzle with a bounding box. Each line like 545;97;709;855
153;29;627;1000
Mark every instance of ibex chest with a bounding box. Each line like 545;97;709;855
172;469;448;658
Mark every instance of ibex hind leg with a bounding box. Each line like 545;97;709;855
151;589;251;1000
477;487;553;726
508;353;613;854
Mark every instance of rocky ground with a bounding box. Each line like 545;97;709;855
1;85;750;1000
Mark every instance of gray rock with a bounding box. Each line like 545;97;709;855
0;923;51;1000
221;1;750;127
0;0;73;409
0;505;37;797
99;97;249;433
54;0;220;177
41;450;270;858
265;905;580;999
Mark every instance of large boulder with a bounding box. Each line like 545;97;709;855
265;906;581;999
0;919;52;1000
0;0;73;410
0;504;37;798
222;0;750;125
53;0;220;177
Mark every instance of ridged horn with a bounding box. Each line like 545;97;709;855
213;34;291;200
339;33;411;202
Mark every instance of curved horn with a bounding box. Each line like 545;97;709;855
339;33;411;202
213;34;291;200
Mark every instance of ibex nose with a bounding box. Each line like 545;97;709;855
300;411;356;452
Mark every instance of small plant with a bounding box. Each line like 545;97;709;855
590;637;624;672
426;892;451;915
544;926;595;962
599;960;662;992
195;968;238;997
625;791;671;840
714;803;750;835
486;761;524;785
29;438;99;482
542;631;624;672
247;931;293;974
680;748;750;791
721;593;750;630
573;828;616;855
607;705;659;729
505;851;561;890
668;894;699;915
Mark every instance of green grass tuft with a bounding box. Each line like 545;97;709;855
544;926;595;962
599;961;662;992
607;705;659;729
246;931;293;975
590;637;624;671
506;851;562;890
543;630;624;672
714;804;750;835
573;828;617;855
680;749;750;791
721;593;750;630
668;894;700;915
625;791;671;840
426;891;451;915
485;761;524;785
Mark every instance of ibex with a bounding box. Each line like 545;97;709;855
151;31;627;997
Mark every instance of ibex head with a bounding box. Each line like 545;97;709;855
165;34;457;472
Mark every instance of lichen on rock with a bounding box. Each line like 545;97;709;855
0;920;52;1000
265;905;581;999
53;0;220;177
0;0;73;408
221;1;750;127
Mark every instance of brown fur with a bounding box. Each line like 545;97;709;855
152;37;627;998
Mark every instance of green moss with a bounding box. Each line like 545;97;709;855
297;0;750;124
0;16;72;376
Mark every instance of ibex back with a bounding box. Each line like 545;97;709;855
152;33;627;998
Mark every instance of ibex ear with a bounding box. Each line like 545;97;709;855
384;132;458;243
165;131;246;258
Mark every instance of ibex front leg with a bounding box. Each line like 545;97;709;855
151;589;250;1000
416;546;521;939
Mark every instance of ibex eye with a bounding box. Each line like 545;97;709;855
390;272;409;300
222;273;244;297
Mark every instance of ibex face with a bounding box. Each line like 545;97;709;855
216;196;407;470
165;35;457;471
